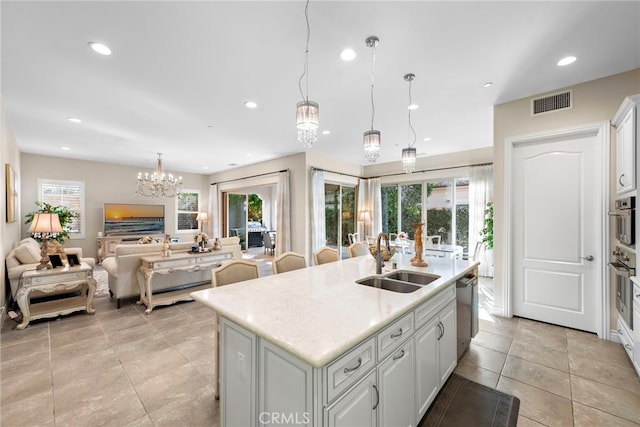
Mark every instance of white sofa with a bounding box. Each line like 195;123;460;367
101;236;242;308
5;237;96;299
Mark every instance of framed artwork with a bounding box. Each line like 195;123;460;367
67;253;80;266
49;254;63;268
5;163;17;223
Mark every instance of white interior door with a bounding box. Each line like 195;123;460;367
511;128;604;333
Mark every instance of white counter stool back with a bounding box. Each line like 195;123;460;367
313;247;339;265
273;251;307;274
348;242;370;258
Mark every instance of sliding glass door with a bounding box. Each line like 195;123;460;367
325;183;356;258
227;193;248;250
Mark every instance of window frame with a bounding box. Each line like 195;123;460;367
176;189;201;234
37;178;86;239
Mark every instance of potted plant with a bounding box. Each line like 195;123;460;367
25;202;79;244
480;202;494;277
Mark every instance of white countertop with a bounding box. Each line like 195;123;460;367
191;253;478;367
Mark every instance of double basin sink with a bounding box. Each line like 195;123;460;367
356;270;440;293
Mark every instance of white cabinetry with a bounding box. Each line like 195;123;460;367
219;284;457;427
613;94;640;195
220;318;257;427
325;370;377;427
632;281;640;375
378;339;415;427
414;300;457;421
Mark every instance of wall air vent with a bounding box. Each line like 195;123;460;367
531;90;572;115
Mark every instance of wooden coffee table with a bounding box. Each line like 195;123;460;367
15;262;96;329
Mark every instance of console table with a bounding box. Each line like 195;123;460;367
97;235;164;264
15;263;96;330
137;250;234;314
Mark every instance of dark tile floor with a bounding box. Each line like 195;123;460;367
1;269;638;426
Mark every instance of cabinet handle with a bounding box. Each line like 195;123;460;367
372;384;379;410
437;322;444;340
390;328;403;339
624;344;632;350
619;174;625;186
393;349;406;361
343;357;362;374
617;329;623;335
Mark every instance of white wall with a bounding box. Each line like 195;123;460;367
1;101;22;309
20;154;211;259
494;68;640;328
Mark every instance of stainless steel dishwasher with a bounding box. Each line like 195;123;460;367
456;270;479;360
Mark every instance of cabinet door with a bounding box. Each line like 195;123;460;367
616;108;635;194
378;340;415;427
414;317;439;421
438;301;457;385
259;340;314;427
325;370;377;427
220;318;257;427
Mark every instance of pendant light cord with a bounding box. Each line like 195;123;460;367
407;77;416;148
298;0;311;102
369;42;377;131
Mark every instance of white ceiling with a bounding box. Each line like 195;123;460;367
2;1;639;175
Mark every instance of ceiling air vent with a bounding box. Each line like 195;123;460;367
531;90;572;115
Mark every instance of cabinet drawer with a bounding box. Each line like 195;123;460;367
617;318;634;360
325;337;376;404
415;284;455;330
31;271;89;285
377;311;414;361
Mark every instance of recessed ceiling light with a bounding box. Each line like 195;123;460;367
202;166;209;170
557;56;577;66
423;137;431;142
408;104;419;110
66;117;82;123
244;101;258;109
322;130;331;135
60;146;71;151
483;82;493;88
340;48;356;61
88;42;112;56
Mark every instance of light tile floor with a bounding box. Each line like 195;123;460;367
2;273;639;426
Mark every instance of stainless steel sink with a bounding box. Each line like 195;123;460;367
385;270;440;286
355;277;422;293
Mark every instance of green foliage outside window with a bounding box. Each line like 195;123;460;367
25;201;79;243
481;202;494;250
248;194;262;222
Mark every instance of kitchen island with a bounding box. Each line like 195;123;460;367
192;253;478;426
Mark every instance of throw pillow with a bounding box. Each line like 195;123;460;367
14;243;41;264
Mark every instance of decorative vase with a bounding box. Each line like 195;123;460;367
213;237;222;251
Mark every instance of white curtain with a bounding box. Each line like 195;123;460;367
311;169;325;253
209;184;220;238
469;165;493;277
357;178;382;240
275;171;291;256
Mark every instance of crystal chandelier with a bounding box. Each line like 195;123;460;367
136;153;183;197
363;36;381;163
296;0;319;148
402;73;417;173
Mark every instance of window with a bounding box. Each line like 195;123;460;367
37;179;85;239
381;175;469;253
177;190;200;233
325;183;356;257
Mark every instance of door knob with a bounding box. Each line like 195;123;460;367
580;255;595;261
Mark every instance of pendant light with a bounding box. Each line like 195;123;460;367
296;0;319;148
363;36;381;163
402;73;417;173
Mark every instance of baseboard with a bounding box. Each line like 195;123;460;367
610;329;622;344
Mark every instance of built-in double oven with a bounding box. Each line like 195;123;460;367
609;196;636;330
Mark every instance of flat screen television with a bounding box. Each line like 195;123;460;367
103;203;165;236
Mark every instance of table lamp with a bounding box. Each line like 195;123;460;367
196;212;208;232
28;213;63;270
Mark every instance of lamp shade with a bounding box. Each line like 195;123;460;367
402;147;417;174
28;213;63;234
363;130;381;163
359;210;372;222
196;212;208;222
